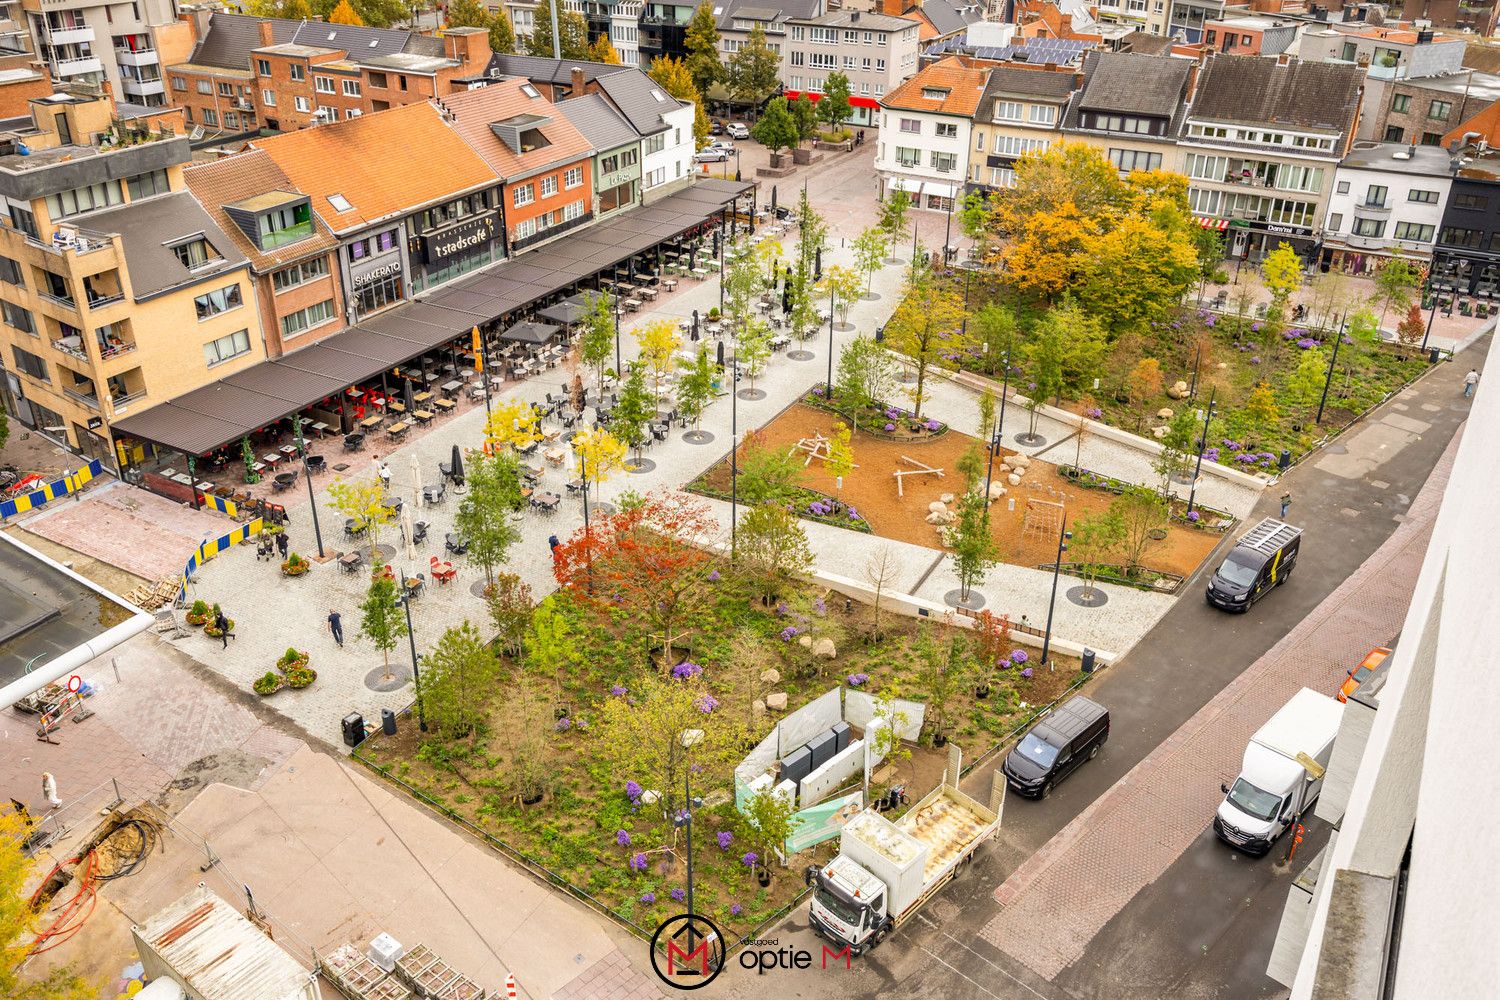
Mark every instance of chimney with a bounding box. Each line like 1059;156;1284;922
1276;52;1290;66
443;25;491;71
570;66;585;98
259;20;275;48
851;10;861;20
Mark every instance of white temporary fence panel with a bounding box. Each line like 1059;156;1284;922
801;739;866;808
774;687;844;758
735;727;780;786
845;689;926;742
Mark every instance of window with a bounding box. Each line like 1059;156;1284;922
1328;213;1343;232
257;58;271;76
0;255;21;286
931;151;957;172
1336;181;1350;194
520;82;540;98
280;299;335;338
1409;189;1439;203
975;131;985;151
1107;148;1162;173
294;96;311;113
935;122;957;138
899;117;919;133
343;79;361;96
1393;222;1435;241
196;80;211;95
1351;217;1385;237
562;199;584;222
202;109;218;127
218;81;234;97
790;51;804;67
172;76;186;91
862;57;871;71
1455;193;1489;211
398;75;408;91
564;166;583;189
994;135;1050;157
315;76;335;94
875;58;885;71
1421;132;1442;146
513;184;535;207
514;217;536;240
194;284;243;320
1185;153;1227;180
844;30;857;43
1429;100;1452;120
46;179;124;219
810;27;836;44
262;89;276;107
127;169;169;200
225;112;240;130
809;52;836;70
541;175;558;197
171;237;223;271
272;256;329;292
1365;185;1389;208
289;64;305;82
894;146;920;168
3;301;34;334
9;205;36;239
346;109;362;119
1029;104;1057;125
1439;226;1484;249
1383;125;1405;143
843;56;857;70
1391;94;1411;113
990;166;1016;188
11;345;48;381
368;71;387;89
645;133;666;155
203;329;250;367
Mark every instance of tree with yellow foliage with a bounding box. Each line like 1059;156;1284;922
0;815;97;1000
1000;201;1099;302
328;0;364;24
990;140;1127;236
572;428;631;506
884;260;968;419
634;318;682;404
484;398;544;454
327;474;394;560
825;422;855;494
587;34;622;64
1077;214;1199;336
648;56;710;151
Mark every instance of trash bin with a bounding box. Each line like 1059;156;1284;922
341;712;365;749
381;708;397;737
1081;648;1097;674
1429;348;1441;364
1278;449;1292;471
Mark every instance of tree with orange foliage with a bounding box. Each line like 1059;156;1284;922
1000;201;1098;302
328;0;364;25
970;609;1012;695
552;492;719;671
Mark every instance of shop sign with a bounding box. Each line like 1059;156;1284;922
421;213;496;265
1264;223;1312;237
351;257;402;289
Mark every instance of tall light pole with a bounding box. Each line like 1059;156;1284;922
1185;386;1216;518
473;326;491;417
399;577;426;732
825;282;836;397
674;729;705;915
730;355;739;563
293;415;324;557
1039;518;1071;665
983;354;1010;502
1315;313;1348;425
613;294;622;382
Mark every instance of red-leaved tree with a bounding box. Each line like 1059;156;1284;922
552;492;719;671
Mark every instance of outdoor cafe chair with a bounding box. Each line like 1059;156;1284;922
343;433;365;452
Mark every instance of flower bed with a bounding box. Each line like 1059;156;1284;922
688;478;873;533
803;387;948;441
1047;562;1185;594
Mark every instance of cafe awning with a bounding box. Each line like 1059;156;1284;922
500;320;561;344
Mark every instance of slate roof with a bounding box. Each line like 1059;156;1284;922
480;54;631;89
790;9;919;30
1189;55;1363;133
249;103;497;233
556;92;640;153
84;193;247;301
183;13;296;70
980;65;1077;109
595;70;686;136
1074;51;1191;118
443;79;594;182
880;57;990;117
182;149;340;272
922;0;986;37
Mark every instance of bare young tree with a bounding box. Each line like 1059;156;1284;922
863;545;902;641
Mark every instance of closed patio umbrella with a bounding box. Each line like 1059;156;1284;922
499;320;561;345
401;511;415;562
770;185;778;212
403;377;415;413
450;444;465;488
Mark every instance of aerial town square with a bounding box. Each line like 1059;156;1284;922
0;1;1493;998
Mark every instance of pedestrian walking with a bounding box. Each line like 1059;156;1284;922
327;609;344;648
276;531;289;559
1464;368;1480;398
213;608;232;649
379;462;392;491
41;771;61;809
548;534;560;553
1280;492;1292;519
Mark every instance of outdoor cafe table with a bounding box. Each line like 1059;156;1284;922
441;380;463;397
388;401;407;415
387;421;409;439
433;398;457;413
262;453;283;469
279;444;298;458
312;421;330;436
412;409;434;424
663;278;678;292
640;287;658;301
413;391;433;404
360;415;383;430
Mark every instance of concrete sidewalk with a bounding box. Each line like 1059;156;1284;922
978;416;1459;981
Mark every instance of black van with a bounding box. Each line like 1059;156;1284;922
1002;696;1110;799
1206;517;1302;613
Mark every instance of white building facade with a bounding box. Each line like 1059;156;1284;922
782;10;921;128
1320;143;1453;276
875;59;989;212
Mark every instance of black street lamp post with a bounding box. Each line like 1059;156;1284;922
730;356;739;563
983;354;1010;503
399;578;426;732
293;416;324;558
1315;314;1348;425
825;283;836;397
1186;386;1216;518
613;294;622;381
1040;517;1071;665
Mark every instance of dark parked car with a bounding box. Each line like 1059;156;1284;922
1206;517;1301;612
1002;696;1110;799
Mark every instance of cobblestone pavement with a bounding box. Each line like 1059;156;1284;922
979;421;1458;981
554;949;665;1000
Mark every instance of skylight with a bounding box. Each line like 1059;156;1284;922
369;39;379;48
651;88;666;102
521;83;541;98
328;193;353;212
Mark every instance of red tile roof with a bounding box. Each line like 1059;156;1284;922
440;79;594;182
880;57;991;116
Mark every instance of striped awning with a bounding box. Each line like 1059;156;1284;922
1195;216;1230;231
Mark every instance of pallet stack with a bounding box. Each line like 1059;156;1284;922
323;944;414;1000
394;944;486;1000
124;577;183;611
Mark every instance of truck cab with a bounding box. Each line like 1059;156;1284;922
807;855;889;952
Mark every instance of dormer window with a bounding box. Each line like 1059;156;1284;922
225;191;315;251
922;87;950;100
169;235;224;272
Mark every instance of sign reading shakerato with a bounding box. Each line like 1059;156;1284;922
421;213;496;265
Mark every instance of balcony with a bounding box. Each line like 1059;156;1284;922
1356;201;1392;216
62;384;100;408
46;25;95;46
51;337;88;362
55;55;103;77
25;228;115;258
121;76;164;97
37;289;77;311
114;47;158;66
97;336;135;361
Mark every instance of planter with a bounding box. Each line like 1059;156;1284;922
1147;528;1168;541
791;147;814;165
184;613;208;627
253;672;284;696
933;733;948;748
974;685;990;699
520;790;545;806
281;559;311;577
769;152;791;169
203;619;234;638
285;666;316;689
756;866;771;888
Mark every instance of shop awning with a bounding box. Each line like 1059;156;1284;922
925;182;960;201
1195;216;1230;231
892;177;924;194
